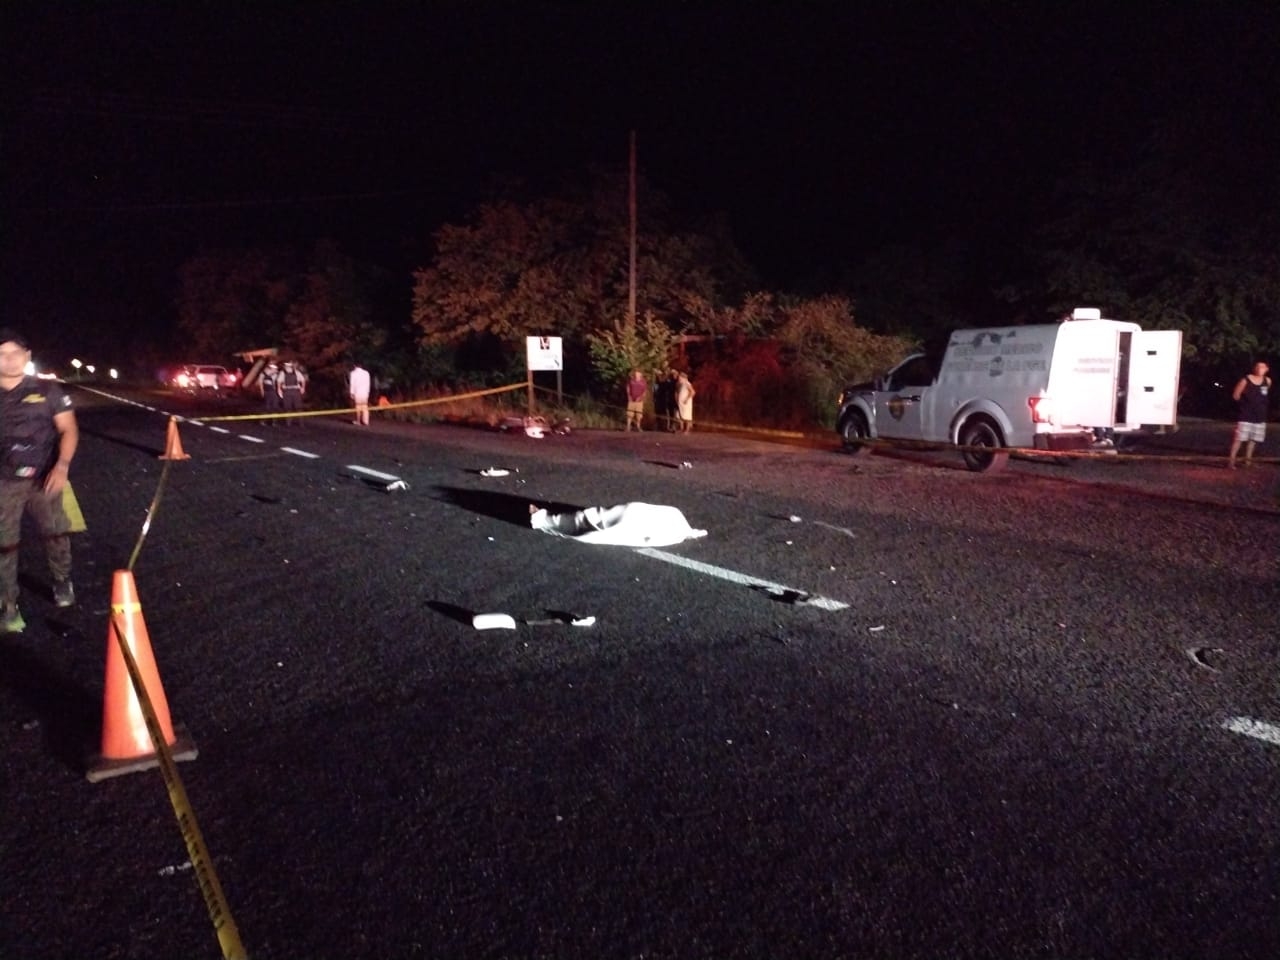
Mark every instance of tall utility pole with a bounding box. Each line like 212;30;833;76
628;129;637;330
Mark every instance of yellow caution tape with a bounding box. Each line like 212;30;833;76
109;611;249;960
199;381;527;422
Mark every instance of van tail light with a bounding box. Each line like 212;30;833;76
1028;395;1055;424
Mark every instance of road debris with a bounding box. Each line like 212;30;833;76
472;612;596;629
1187;647;1226;672
472;613;517;630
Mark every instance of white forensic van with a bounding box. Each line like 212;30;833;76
835;308;1183;471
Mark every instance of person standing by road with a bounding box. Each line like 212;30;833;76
259;360;282;426
1227;360;1271;469
653;369;674;432
676;370;696;434
278;360;307;426
349;361;371;426
0;329;78;632
625;369;647;432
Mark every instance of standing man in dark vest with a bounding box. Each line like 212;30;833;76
259;359;282;425
0;328;79;632
278;360;307;426
1228;360;1271;469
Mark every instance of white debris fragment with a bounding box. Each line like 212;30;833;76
868;625;886;633
472;613;518;630
789;515;802;523
479;468;511;477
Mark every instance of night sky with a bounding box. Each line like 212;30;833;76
3;2;1277;365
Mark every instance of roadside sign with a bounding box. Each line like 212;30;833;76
526;336;563;372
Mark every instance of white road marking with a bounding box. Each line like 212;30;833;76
813;520;857;538
239;435;266;444
209;426;231;434
283;447;321;459
1223;717;1280;747
347;464;402;482
636;548;848;611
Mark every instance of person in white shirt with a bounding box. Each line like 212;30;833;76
349;362;371;425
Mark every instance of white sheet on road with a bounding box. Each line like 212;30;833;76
530;502;707;547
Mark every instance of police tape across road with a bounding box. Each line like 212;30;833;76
197;381;528;422
74;379;1274;470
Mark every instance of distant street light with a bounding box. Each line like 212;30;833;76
70;358;83;382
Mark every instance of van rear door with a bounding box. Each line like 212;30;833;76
1047;322;1121;428
1124;330;1182;426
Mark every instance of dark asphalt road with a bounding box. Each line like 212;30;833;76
2;388;1277;959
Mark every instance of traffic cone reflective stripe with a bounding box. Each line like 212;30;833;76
87;570;196;781
159;416;191;460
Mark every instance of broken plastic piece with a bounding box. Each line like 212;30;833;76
479;468;511;477
522;614;597;627
472;613;517;630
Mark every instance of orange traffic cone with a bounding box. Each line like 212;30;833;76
377;395;391;407
87;570;197;782
159;416;191;460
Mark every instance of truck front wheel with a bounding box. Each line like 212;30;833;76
959;418;1009;472
840;411;871;456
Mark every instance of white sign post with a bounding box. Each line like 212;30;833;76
525;336;564;412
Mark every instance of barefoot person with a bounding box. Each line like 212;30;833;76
1227;360;1271;469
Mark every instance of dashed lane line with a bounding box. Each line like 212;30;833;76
282;447;322;459
346;464;404;482
636;547;848;611
1223;717;1280;747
